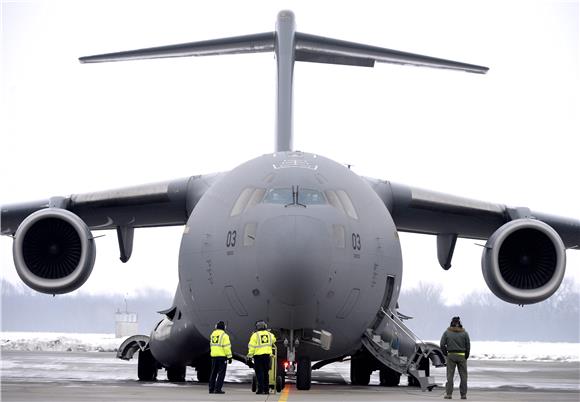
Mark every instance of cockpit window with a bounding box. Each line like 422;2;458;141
262;187;327;206
246;188;266;210
336;190;358;220
231;187;266;216
325;189;358;220
298;188;326;205
231;188;253;216
263;188;293;204
325;190;345;214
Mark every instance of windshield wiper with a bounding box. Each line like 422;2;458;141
285;185;306;208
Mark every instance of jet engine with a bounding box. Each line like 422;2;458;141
481;219;566;304
12;208;96;294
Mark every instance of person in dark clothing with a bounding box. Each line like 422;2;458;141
208;321;232;394
440;316;470;400
247;320;277;395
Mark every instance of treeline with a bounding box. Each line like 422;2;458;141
2;280;579;342
398;280;580;342
1;281;173;334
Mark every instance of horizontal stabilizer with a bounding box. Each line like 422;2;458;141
79;30;487;74
294;33;488;73
295;48;375;67
79;33;274;63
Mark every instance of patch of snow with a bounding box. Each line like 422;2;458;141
1;332;579;362
423;339;579;362
469;341;579;362
0;332;128;353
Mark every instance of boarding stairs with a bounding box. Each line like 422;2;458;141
362;308;444;391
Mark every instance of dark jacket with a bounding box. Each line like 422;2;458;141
440;327;471;358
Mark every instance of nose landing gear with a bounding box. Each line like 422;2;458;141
296;356;312;390
281;356;312;390
282;329;316;390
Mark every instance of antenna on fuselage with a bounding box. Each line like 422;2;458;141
79;10;488;154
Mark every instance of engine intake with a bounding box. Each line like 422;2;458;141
482;219;566;304
13;208;96;294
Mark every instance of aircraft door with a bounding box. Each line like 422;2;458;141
369;275;396;331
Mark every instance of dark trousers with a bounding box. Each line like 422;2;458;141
253;354;271;393
209;357;227;393
446;353;468;396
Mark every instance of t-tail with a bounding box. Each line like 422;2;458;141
79;10;488;153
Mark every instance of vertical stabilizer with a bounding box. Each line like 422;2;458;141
79;11;488;154
274;10;296;152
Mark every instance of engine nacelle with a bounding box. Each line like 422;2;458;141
482;219;566;304
12;208;96;294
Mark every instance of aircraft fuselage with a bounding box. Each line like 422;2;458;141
151;151;403;366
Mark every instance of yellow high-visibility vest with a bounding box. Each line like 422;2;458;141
210;329;232;358
247;330;277;357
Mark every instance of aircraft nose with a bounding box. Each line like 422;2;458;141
257;215;331;306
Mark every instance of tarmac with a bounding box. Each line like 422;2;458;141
1;351;579;402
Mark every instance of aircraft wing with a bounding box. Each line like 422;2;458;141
1;174;221;234
365;177;580;256
1;173;222;257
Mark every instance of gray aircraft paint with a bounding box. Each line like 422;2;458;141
170;152;402;363
2;10;579;389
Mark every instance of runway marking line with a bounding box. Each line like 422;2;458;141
277;385;290;401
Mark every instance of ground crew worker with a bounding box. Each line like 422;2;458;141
208;321;232;394
247;320;277;395
440;316;470;400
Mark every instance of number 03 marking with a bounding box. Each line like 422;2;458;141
352;233;361;250
226;230;237;247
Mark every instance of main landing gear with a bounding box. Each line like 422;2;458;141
166;366;186;382
380;366;401;386
137;349;158;381
120;335;209;383
138;349;189;382
194;358;211;383
350;349;402;387
350;353;372;385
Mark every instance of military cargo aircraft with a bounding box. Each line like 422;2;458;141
2;10;579;391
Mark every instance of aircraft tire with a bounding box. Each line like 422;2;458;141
277;360;286;391
350;357;371;386
408;357;429;387
276;375;284;392
167;366;186;382
379;367;400;386
408;358;429;387
296;357;312;390
196;363;211;383
137;349;158;381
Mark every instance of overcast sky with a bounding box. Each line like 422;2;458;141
1;0;579;305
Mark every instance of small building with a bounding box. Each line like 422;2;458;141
115;304;139;338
